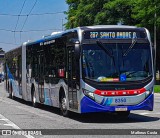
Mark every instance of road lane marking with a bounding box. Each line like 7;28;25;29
0;97;67;123
138;112;160;115
0;114;34;138
4;123;21;128
0;118;8;121
0;114;20;129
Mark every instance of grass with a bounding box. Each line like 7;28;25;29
154;85;160;93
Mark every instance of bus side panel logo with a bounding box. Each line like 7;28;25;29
103;98;113;106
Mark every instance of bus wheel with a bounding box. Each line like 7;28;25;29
32;87;38;108
116;111;130;119
60;94;69;117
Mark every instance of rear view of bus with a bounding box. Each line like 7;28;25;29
79;25;154;117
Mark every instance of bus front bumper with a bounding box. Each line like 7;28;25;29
80;94;154;113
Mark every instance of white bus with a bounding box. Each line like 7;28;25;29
5;25;154;117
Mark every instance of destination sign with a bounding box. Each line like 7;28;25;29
84;30;146;39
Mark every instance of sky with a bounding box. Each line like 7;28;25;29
0;0;68;52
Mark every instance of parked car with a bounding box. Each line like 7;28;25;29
0;74;4;82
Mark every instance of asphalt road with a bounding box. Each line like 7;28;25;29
0;82;160;138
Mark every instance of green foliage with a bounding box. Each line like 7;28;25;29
65;0;160;29
65;0;109;28
65;0;139;28
95;0;137;25
154;85;160;93
65;0;80;29
132;0;156;29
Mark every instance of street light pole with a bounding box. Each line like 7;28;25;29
154;3;157;83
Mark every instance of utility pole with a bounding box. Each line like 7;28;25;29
154;3;157;83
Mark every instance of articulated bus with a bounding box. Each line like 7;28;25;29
5;25;154;117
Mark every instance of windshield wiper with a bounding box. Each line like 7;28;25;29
96;40;113;58
123;38;137;56
96;41;117;75
126;71;148;77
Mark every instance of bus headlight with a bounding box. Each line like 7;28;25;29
145;87;153;97
82;89;95;100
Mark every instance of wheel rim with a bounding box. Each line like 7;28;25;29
33;93;36;104
11;90;13;98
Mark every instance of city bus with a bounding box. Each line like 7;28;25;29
5;25;154;117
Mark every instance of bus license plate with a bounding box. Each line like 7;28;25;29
115;107;127;111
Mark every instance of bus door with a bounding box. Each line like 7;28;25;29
67;46;78;110
38;53;45;103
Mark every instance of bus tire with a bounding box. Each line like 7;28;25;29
60;91;69;117
31;86;38;108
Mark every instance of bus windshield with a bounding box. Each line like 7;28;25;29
82;43;152;82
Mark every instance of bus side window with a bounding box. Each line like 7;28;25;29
44;43;55;83
55;38;66;78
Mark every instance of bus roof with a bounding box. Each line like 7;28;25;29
25;25;143;45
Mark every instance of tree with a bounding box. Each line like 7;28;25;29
65;0;109;28
65;0;160;29
132;0;160;29
65;0;80;29
131;0;160;76
94;0;138;25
